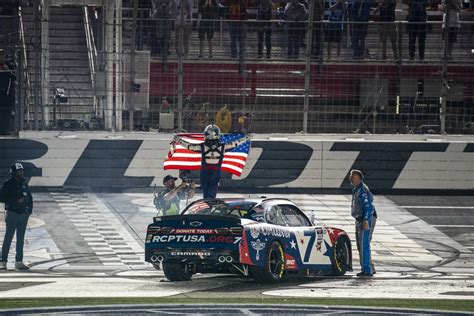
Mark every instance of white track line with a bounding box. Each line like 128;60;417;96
401;206;474;209
432;225;474;228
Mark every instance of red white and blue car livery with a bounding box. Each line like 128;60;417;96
145;198;352;283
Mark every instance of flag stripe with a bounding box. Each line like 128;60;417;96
223;157;247;165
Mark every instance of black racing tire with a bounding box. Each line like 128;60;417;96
162;262;193;281
249;241;286;284
331;236;351;276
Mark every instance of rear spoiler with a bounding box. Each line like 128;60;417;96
153;214;242;224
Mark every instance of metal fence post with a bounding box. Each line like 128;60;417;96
15;49;22;132
303;1;316;134
129;0;138;131
440;2;451;135
177;0;185;132
33;0;41;130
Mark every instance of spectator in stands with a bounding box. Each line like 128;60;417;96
225;0;248;59
284;0;308;59
311;0;325;60
374;0;398;60
440;0;463;60
198;0;219;58
299;0;309;48
404;0;428;61
325;0;347;61
173;0;193;59
350;0;374;60
151;0;173;60
256;0;274;59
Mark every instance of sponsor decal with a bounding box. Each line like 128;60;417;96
170;251;211;256
190;221;202;227
145;234;153;243
153;235;206;243
171;229;216;234
285;253;298;270
250;227;260;239
316;228;324;252
257;226;291;239
251;239;266;260
208;235;238;244
152;234;241;244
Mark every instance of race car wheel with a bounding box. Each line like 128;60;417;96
249;241;285;284
162;262;192;281
331;237;351;276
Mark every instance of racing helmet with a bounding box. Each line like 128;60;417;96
204;124;221;141
10;162;24;175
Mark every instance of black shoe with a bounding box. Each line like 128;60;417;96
356;271;373;278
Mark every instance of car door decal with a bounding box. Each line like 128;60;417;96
303;230;316;263
294;228;332;266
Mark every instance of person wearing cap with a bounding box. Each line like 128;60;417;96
0;163;33;270
155;175;195;216
349;169;377;277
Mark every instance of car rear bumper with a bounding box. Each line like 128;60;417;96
145;248;240;265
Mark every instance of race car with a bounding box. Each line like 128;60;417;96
145;198;352;283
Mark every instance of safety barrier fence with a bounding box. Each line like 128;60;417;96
1;4;474;134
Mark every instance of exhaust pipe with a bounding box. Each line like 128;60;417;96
157;255;164;262
225;256;233;263
218;256;226;263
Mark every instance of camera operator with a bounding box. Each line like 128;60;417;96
155;175;195;216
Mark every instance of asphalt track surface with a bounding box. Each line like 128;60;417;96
0;304;472;315
0;192;473;314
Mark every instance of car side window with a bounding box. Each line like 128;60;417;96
265;205;287;226
246;205;265;222
280;205;312;227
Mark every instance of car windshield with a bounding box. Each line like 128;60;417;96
183;200;257;218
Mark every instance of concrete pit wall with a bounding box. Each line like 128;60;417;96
0;133;473;192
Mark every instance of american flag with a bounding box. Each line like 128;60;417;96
164;133;251;177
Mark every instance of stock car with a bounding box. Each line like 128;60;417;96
145;198;352;283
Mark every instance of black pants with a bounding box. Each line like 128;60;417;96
257;24;272;57
408;30;426;59
352;23;368;58
288;23;304;58
311;23;322;58
407;23;427;59
2;211;30;262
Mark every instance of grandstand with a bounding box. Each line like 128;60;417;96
1;0;473;134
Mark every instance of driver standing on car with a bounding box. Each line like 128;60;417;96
350;169;377;278
155;175;195;216
174;125;251;199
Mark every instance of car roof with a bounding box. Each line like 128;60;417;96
197;198;297;207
